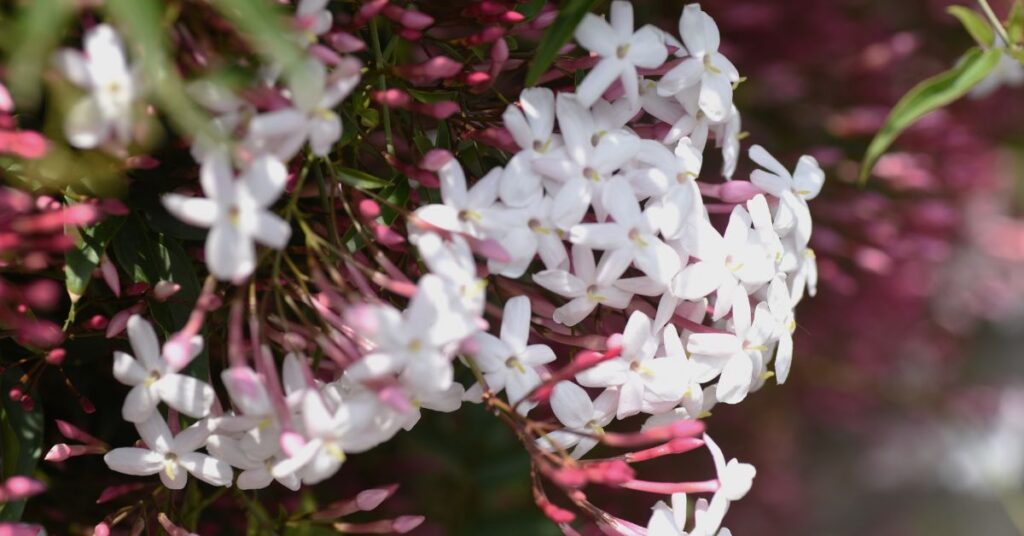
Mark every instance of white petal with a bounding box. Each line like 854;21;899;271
112;351;145;386
551;178;593;230
628;26;669;68
569;223;629;250
658;59;703;96
575;14;617;57
521;87;556;141
716;354;753;405
774;332;793;384
136;414;174;453
178;452;233;487
501;296;532;354
309;112;341;156
162;195;218;229
576;59;623;108
533;270;586;297
206;223;256;282
552;297;598;326
698;72;733;123
634;237;682;286
439;160;469;208
237;469;274;490
243;155;289;207
602;178;642;227
122;384;159;423
104;448;163;476
251;211;291;249
199;152;236;202
688;333;743;357
157;374;215;419
551;381;594;429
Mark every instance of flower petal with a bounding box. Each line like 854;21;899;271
157;374;215;419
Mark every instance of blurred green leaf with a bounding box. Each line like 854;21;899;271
1008;0;1024;42
860;47;1001;184
0;369;44;522
948;6;995;47
337;167;389;190
64;216;126;300
3;0;76;108
524;0;602;87
105;0;211;138
516;0;549;20
208;0;305;75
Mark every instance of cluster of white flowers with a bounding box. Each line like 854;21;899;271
90;1;823;532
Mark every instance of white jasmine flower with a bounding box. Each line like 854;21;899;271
413;161;515;239
748;145;825;249
544;381;616;458
574;1;668;107
111;316;212;423
576;311;686;419
162;153;291;282
104;414;231;490
658;4;740;123
468;296;555;414
55;24;139;149
501;88;559;207
532;244;632;327
570;177;683;286
247;57;361;159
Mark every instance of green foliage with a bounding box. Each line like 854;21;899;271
0;370;44;522
948;6;995;47
64;216;126;301
2;0;76;108
524;0;604;87
860;47;1001;184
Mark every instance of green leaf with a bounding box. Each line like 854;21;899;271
3;0;76;108
948;6;995;47
1008;0;1024;42
337;167;389;190
208;0;305;76
0;370;44;522
64;216;126;300
523;0;603;87
860;47;1001;184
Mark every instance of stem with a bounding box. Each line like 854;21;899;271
369;17;395;156
978;0;1014;47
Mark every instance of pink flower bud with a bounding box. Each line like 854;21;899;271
377;385;414;414
718;180;763;203
8;386;23;403
419;149;453;172
383;5;433;30
95;483;146;504
44;443;73;462
45;348;65;366
372;89;411;108
326;31;366;53
93;522;111;536
99;254;120;297
22;279;61;311
418;101;459;120
85;314;108;331
372;223;406;247
501;11;525;23
464;71;491;86
357;199;381;219
467;237;509;263
55;419;104;446
1;476;45;501
0;523;46;536
392;516;425;534
356;484;398;511
79;396;96;414
152;281;181;301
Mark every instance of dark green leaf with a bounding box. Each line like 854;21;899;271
0;370;44;522
860;47;1001;184
64;216;126;299
524;0;603;87
948;6;995;47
